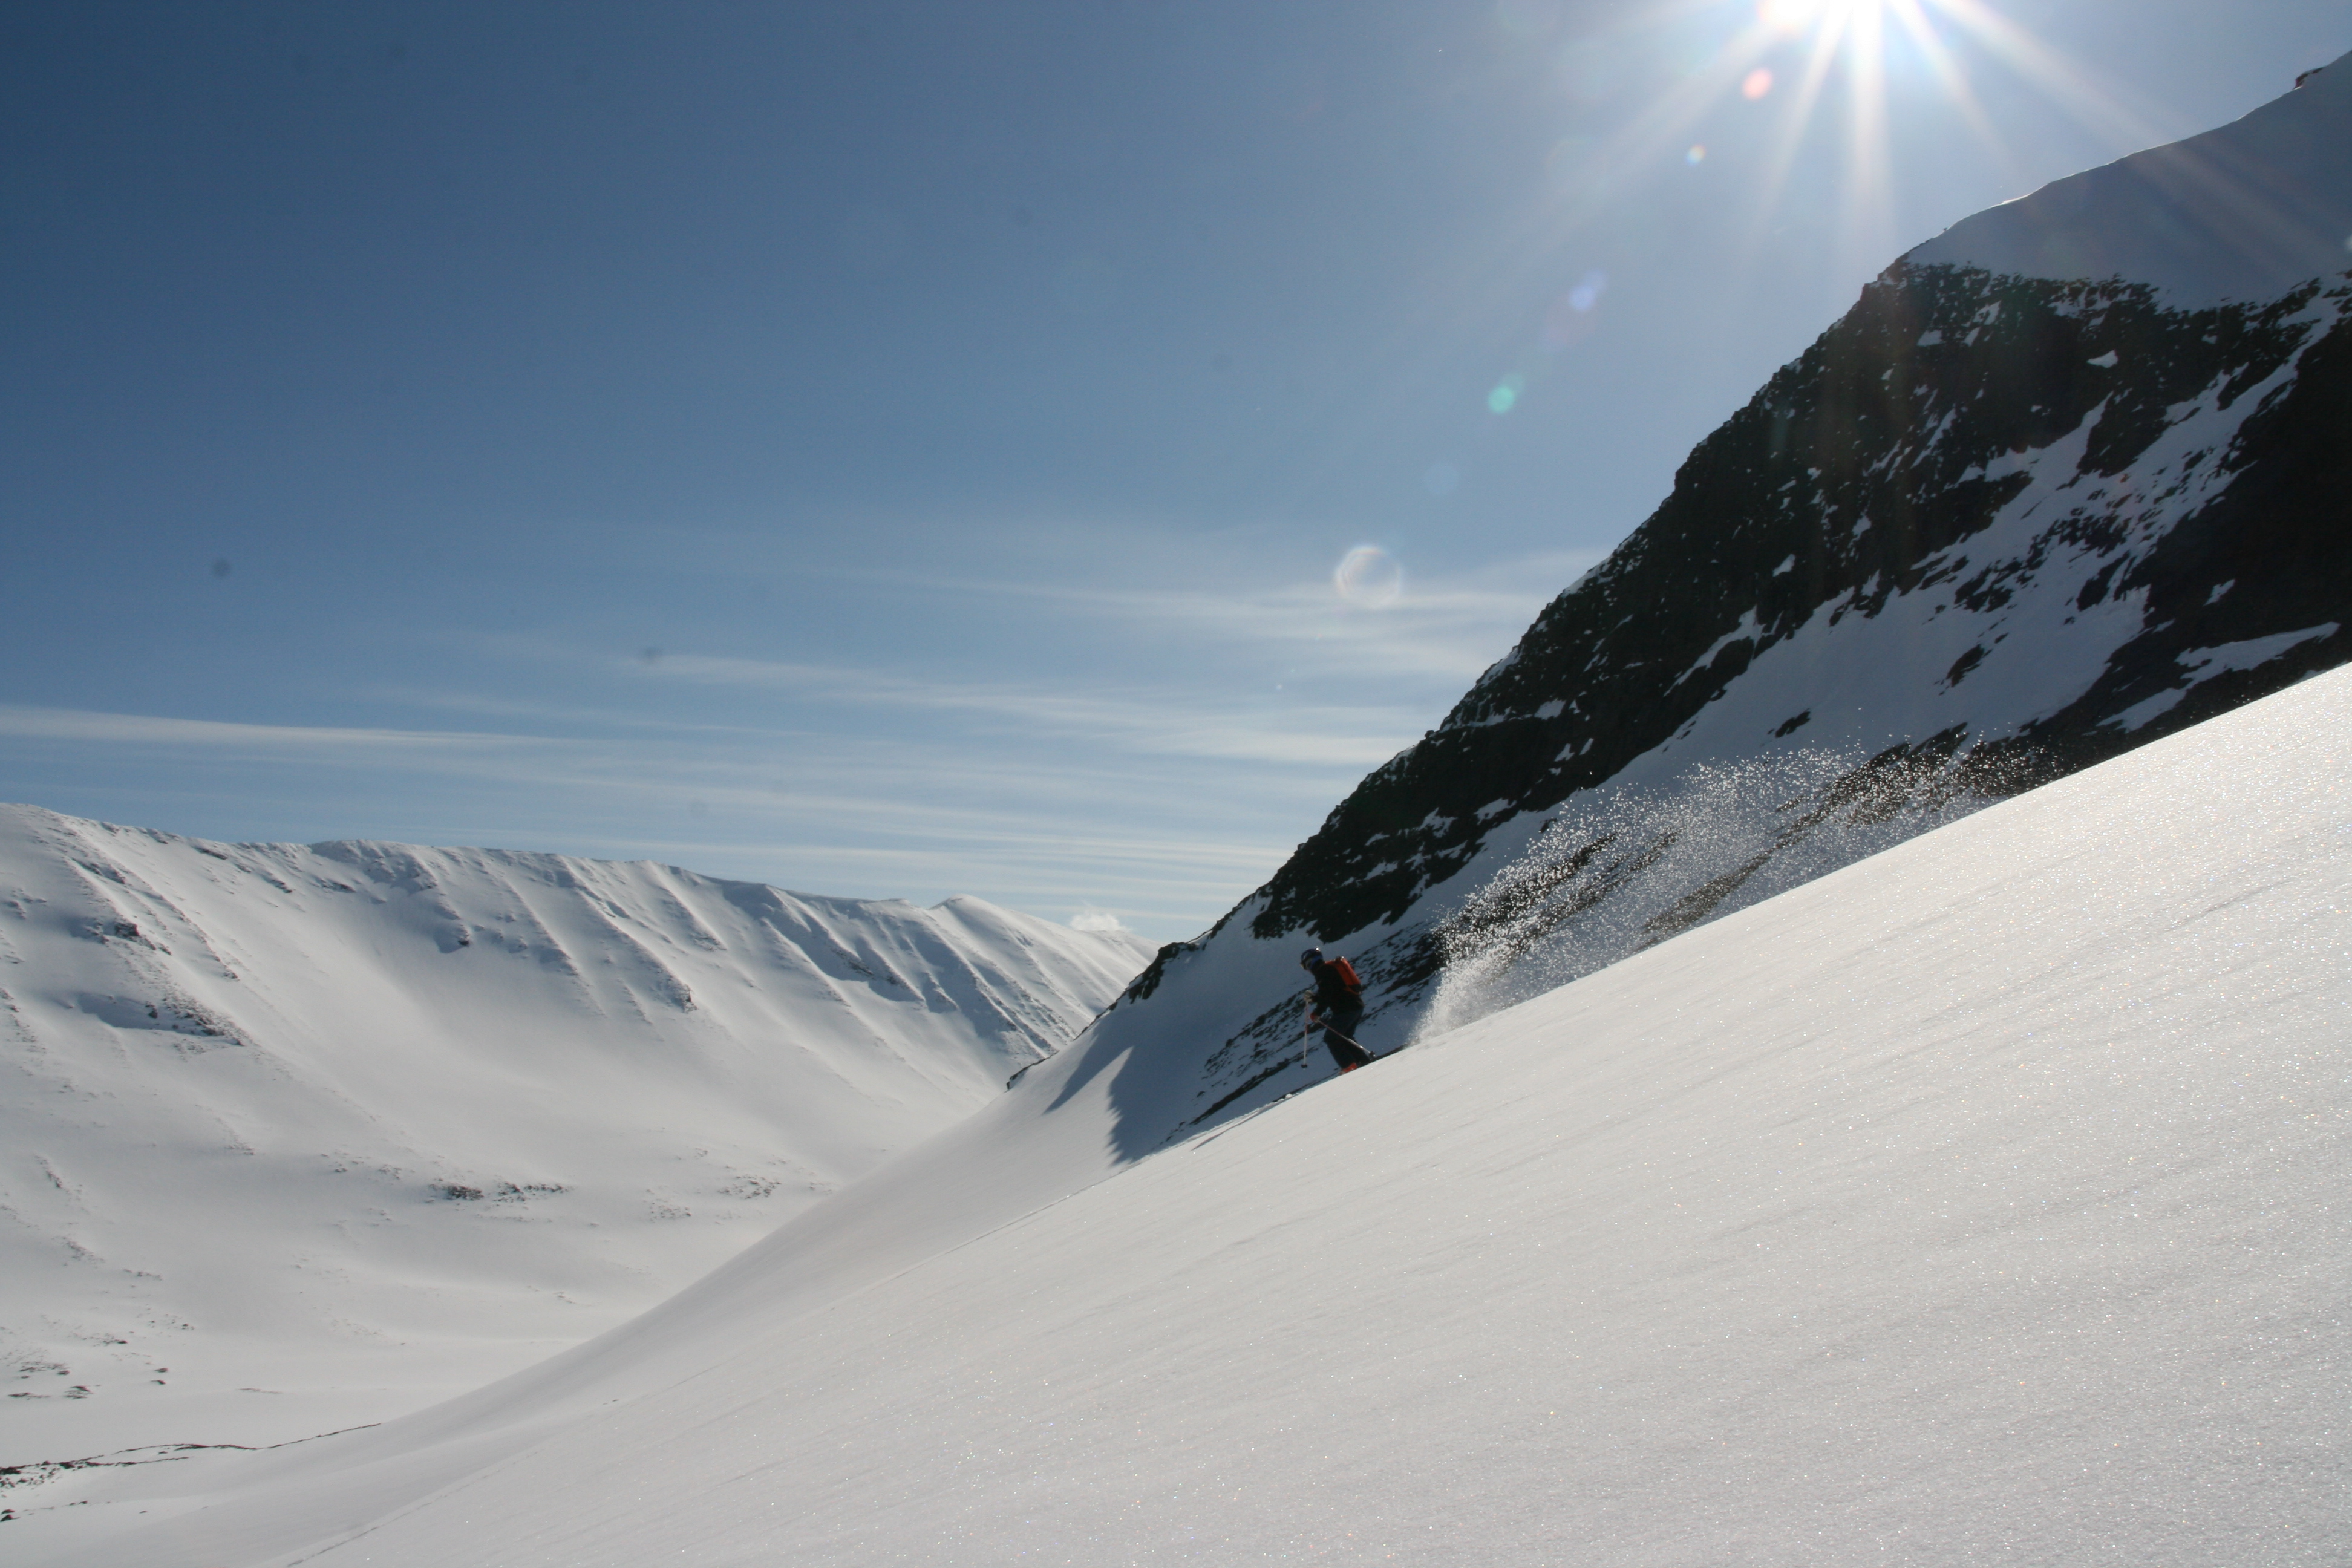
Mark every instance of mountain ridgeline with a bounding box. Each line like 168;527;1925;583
0;804;1151;1452
1088;61;2352;1143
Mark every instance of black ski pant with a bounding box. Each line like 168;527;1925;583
1318;1001;1370;1070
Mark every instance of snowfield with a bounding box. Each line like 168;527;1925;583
0;808;1149;1463
1907;50;2352;305
16;661;2347;1565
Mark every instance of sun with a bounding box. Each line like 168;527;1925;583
1757;0;1883;34
1714;0;2151;273
1508;0;2163;370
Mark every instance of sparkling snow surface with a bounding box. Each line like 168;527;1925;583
0;809;1149;1460
22;667;2349;1564
1906;50;2352;304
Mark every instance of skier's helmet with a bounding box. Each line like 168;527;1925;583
1299;947;1324;968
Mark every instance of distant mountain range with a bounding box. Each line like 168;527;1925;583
0;803;1148;1455
1095;53;2352;1145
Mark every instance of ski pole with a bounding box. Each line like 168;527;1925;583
1305;1013;1371;1056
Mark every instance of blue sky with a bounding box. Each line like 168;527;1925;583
4;1;2345;940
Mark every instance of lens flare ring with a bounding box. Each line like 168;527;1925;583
1333;545;1405;608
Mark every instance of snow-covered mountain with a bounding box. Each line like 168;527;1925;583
16;595;2348;1568
0;804;1149;1459
1085;54;2352;1142
10;63;2351;1566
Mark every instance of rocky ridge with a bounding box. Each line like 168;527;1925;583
1099;58;2352;1139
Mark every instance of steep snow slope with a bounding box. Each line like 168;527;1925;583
19;640;2348;1567
0;805;1148;1460
1909;54;2352;305
1080;55;2352;1137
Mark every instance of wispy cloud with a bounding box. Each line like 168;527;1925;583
802;550;1591;685
633;654;1423;769
2;547;1589;938
0;701;1306;825
0;705;546;754
0;701;1318;933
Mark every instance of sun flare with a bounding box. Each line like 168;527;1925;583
1757;0;1881;35
1501;0;2166;413
1653;0;2153;273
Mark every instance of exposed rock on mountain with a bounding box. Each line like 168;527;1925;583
1266;264;2347;947
1099;53;2352;1140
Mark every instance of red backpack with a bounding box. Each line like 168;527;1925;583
1330;956;1363;993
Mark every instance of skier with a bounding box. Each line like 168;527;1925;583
1299;947;1372;1071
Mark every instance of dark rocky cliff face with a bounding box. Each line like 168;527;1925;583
1253;263;2351;955
1102;258;2352;1140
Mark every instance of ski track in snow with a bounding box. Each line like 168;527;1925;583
15;659;2350;1567
0;806;1149;1465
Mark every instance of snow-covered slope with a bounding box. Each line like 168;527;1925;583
1065;55;2352;1142
0;805;1149;1460
19;630;2350;1566
1909;54;2352;305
